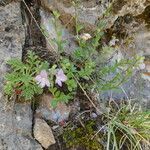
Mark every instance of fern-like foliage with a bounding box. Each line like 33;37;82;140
49;87;72;107
4;51;48;100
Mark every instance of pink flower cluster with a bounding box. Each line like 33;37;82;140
35;69;67;88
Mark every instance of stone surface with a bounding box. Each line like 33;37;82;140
0;2;43;150
41;0;150;31
0;98;43;150
0;0;13;6
34;118;56;149
0;1;25;91
101;25;150;107
0;1;149;149
41;0;104;31
40;9;76;53
36;94;71;123
134;27;150;56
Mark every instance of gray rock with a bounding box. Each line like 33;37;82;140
0;98;43;150
0;134;43;150
40;9;76;54
134;27;150;56
0;0;12;6
0;2;43;150
41;0;149;31
76;2;149;107
33;118;56;149
36;94;71;123
41;0;105;31
100;30;150;107
0;1;25;91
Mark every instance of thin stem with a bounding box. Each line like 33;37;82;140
72;73;101;113
91;124;107;140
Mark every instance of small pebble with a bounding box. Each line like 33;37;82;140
91;112;98;118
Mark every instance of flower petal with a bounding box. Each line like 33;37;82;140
39;78;46;88
35;75;42;82
80;33;91;41
56;78;62;87
139;63;145;70
57;69;64;76
59;74;67;82
56;69;67;82
45;78;50;87
40;70;48;78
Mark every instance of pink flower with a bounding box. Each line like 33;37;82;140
35;70;50;88
55;69;67;87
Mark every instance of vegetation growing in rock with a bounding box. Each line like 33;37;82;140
63;120;103;150
3;0;150;150
104;102;150;150
63;102;150;150
4;15;143;105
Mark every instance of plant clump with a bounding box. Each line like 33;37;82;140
103;102;150;150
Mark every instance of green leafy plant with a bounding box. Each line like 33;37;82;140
97;55;144;91
52;10;66;53
49;87;72;107
38;9;145;108
4;51;73;105
4;7;145;107
4;51;48;100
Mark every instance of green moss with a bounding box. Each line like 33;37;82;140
63;121;103;150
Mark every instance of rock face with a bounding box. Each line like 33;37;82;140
0;1;149;149
40;9;76;53
41;0;150;30
41;0;105;31
36;94;71;123
0;101;43;150
100;4;150;107
34;118;56;149
0;0;13;6
0;2;42;150
0;1;24;92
